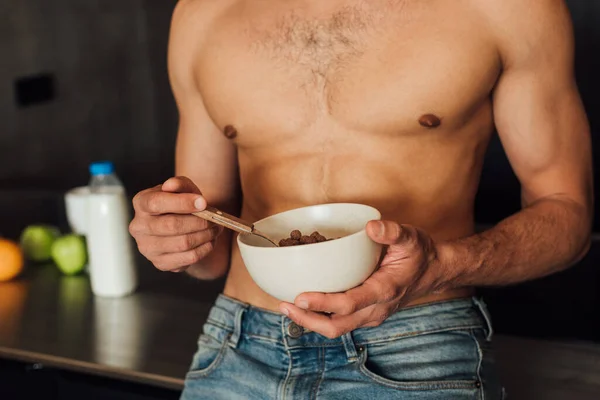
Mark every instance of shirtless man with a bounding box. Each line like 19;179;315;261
129;0;592;398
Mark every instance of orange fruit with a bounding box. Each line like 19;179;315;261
0;238;24;282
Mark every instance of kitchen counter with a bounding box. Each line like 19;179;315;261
0;258;224;391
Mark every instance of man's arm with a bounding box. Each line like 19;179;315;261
168;0;240;280
439;0;593;287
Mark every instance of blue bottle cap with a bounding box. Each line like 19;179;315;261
89;161;115;176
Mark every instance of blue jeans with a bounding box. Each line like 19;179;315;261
180;295;505;399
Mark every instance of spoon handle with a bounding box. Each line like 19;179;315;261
193;206;253;234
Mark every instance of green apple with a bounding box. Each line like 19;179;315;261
20;225;61;262
51;234;87;275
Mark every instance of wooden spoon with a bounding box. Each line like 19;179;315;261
193;206;279;247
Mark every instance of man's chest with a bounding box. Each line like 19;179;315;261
195;0;500;141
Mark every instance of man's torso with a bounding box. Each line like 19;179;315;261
184;0;502;310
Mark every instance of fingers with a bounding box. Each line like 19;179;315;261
137;227;221;257
280;303;375;339
294;282;379;315
129;177;220;273
162;176;202;194
366;220;412;245
133;189;206;215
153;241;215;272
294;273;400;316
130;214;213;236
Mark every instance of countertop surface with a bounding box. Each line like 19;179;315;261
0;258;224;391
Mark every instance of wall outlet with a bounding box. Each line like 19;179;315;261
14;73;56;107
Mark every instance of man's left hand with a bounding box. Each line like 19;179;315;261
279;220;447;338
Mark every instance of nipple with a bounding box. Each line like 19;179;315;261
223;125;238;139
418;114;442;128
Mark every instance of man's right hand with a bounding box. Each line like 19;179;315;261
129;176;222;273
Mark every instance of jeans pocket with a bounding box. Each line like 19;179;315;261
185;333;230;380
358;330;481;391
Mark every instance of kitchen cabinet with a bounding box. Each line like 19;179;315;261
0;358;181;400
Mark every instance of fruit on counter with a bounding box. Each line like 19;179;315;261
0;238;24;282
20;224;61;262
50;234;87;276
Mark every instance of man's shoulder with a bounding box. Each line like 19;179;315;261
168;0;233;65
173;0;219;16
473;0;569;20
473;0;573;66
170;0;234;38
172;0;218;27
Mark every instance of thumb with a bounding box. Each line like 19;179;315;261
162;176;202;194
366;220;409;245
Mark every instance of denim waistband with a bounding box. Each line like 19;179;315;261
204;294;493;354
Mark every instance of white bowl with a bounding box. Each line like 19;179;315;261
237;203;383;303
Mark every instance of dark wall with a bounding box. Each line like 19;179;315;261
0;0;178;195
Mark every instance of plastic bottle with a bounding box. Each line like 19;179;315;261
86;161;137;297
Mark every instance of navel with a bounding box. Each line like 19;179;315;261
418;114;442;128
223;125;238;139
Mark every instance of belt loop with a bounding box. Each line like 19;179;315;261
228;304;247;349
341;332;359;362
472;297;494;341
